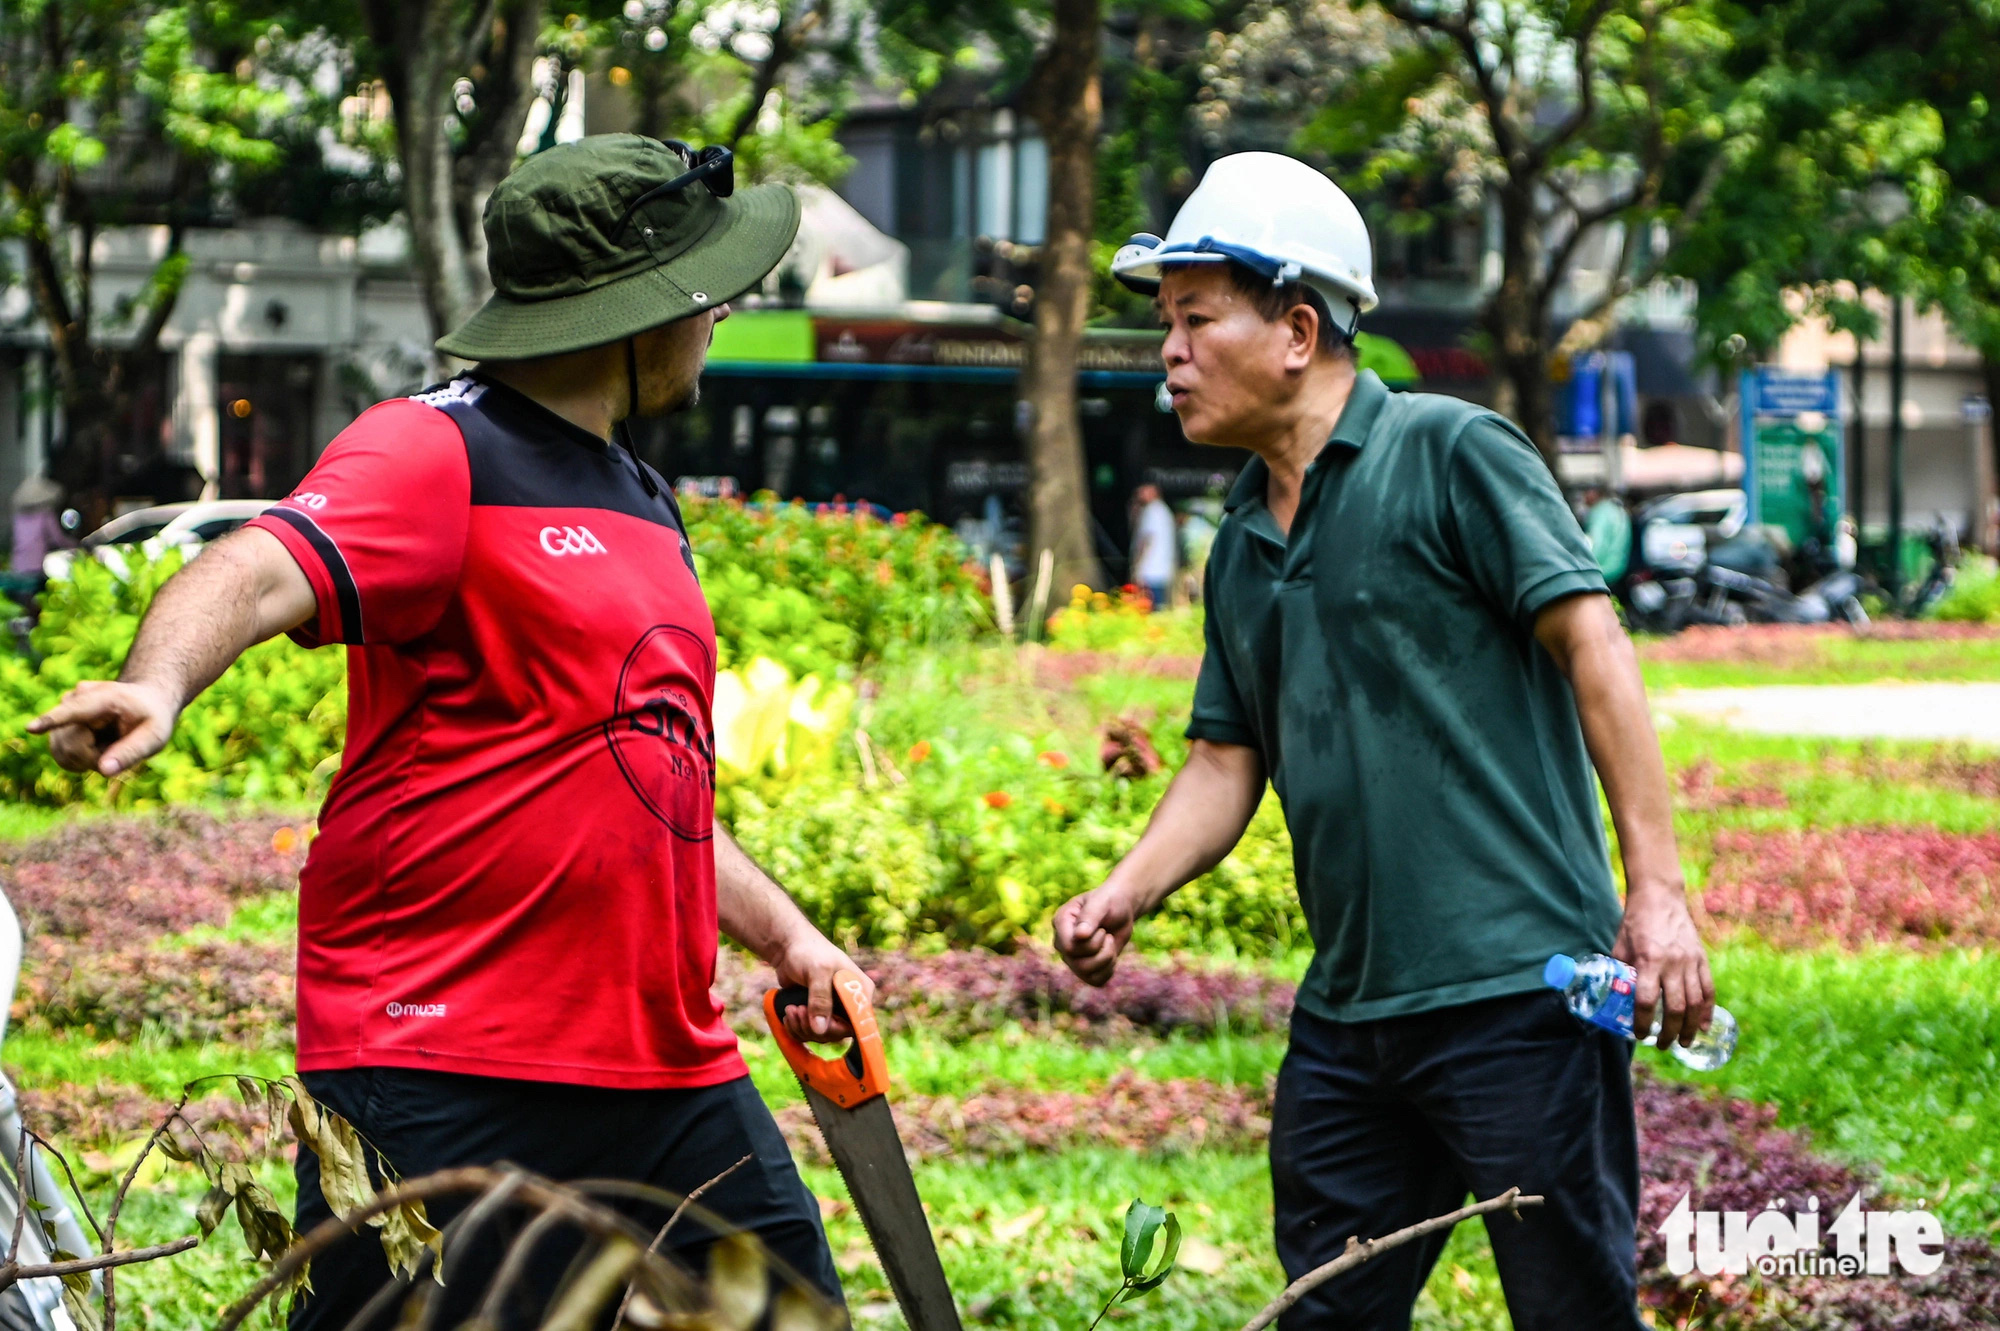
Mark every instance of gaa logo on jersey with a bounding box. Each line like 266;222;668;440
540;525;607;556
604;624;716;841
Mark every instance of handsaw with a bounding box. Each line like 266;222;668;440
764;970;964;1331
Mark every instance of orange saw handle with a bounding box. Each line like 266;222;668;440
763;967;889;1108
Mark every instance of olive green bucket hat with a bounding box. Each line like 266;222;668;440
435;133;801;361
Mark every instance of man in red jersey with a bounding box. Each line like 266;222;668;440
32;135;863;1327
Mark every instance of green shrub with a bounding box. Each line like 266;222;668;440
685;497;989;679
0;550;346;807
1928;553;2000;623
0;503;983;807
724;723;1305;956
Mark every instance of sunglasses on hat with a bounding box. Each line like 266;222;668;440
614;139;735;237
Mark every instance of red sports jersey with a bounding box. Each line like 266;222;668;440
248;374;743;1089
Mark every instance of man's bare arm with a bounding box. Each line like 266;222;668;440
714;826;875;1044
28;527;316;776
1534;591;1714;1049
1052;738;1265;986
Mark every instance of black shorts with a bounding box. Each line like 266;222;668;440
1269;990;1643;1331
288;1067;841;1330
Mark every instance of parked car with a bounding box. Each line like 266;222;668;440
43;500;274;581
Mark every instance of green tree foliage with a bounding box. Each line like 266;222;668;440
542;0;858;187
1291;0;1746;462
1663;0;1959;361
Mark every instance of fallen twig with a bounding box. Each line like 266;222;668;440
0;1235;200;1286
1237;1188;1544;1331
613;1152;753;1330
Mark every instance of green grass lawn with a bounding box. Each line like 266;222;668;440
1655;943;2000;1239
811;1148;1509;1331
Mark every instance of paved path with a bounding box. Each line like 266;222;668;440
1655;682;2000;743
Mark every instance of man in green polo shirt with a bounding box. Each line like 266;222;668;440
1054;153;1714;1328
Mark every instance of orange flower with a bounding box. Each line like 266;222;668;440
982;791;1013;809
908;740;933;764
272;827;299;854
1043;796;1067;816
1037;751;1070;769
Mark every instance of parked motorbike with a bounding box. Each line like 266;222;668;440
1618;488;1870;632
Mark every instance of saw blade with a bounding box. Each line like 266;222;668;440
802;1082;964;1331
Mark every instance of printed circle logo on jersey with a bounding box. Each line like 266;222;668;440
541;525;607;556
604;624;716;841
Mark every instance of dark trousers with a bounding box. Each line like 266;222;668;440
1270;990;1643;1331
288;1068;842;1330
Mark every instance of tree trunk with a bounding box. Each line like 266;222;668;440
16;191;186;505
1020;0;1107;597
365;0;487;373
1484;177;1560;470
452;0;543;305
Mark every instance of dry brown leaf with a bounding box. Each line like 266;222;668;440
771;1286;843;1331
284;1077;372;1219
61;1279;102;1331
990;1205;1046;1242
377;1197;443;1283
707;1233;768;1331
1176;1237;1228;1276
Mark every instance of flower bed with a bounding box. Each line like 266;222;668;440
1701;827;2000;949
714;944;1296;1040
1641;623;2000;665
28;934;1295;1047
777;1071;1272;1162
1;809;305;953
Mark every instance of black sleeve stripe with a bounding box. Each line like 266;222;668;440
263;506;366;644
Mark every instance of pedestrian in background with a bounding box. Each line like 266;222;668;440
1130;482;1178;611
9;475;69;580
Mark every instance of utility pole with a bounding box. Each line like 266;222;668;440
1888;293;1907;599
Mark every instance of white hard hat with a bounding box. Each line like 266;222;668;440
1111;152;1377;339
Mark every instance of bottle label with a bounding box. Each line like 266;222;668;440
1595;961;1638;1037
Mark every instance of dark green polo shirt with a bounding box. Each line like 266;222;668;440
1189;370;1622;1023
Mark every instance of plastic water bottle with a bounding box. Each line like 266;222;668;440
1543;953;1739;1071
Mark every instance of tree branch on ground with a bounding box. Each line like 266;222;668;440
1238;1188;1545;1331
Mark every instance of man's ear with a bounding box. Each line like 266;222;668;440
1283;302;1320;372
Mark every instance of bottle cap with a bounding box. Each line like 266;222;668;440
1543;954;1578;989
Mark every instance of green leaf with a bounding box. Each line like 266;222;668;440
1119;1199;1166;1281
1124;1212;1181;1297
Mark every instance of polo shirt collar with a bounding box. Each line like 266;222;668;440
1330;370;1390;450
1222;370;1390;514
469;371;612;455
